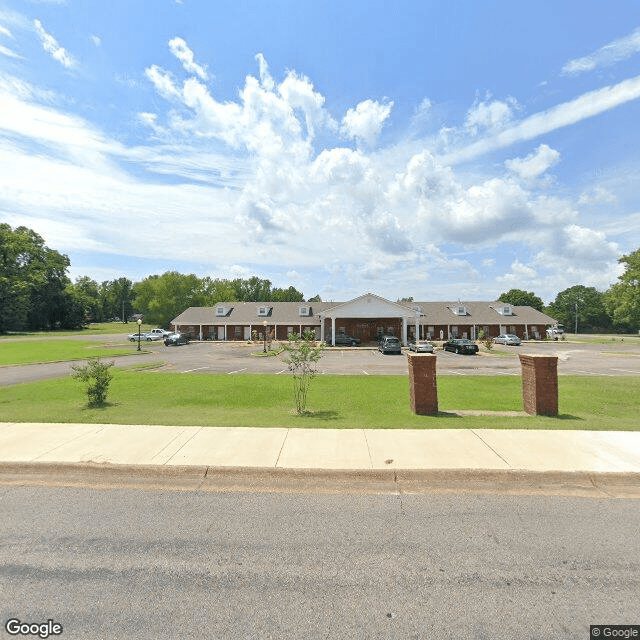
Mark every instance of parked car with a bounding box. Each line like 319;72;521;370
329;334;361;346
378;336;402;354
443;338;479;355
148;328;172;338
164;332;190;346
493;334;521;346
128;331;162;342
409;340;434;353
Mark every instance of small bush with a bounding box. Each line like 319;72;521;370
71;357;114;407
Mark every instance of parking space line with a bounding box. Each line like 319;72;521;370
227;368;247;375
361;370;370;375
611;368;640;374
276;369;287;375
181;367;210;373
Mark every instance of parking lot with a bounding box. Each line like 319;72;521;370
2;337;640;387
154;339;640;377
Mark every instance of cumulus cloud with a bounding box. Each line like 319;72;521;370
505;144;560;180
563;27;640;75
341;99;393;147
169;37;208;80
33;19;76;68
465;95;518;135
497;260;538;285
90;34;101;47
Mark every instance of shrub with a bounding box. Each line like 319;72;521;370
71;357;114;407
281;330;325;414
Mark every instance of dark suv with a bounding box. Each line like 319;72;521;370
164;332;190;346
378;336;402;354
328;334;360;346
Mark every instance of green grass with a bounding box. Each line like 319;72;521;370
0;322;162;339
0;373;638;430
0;339;149;365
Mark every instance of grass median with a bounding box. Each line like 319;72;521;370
0;340;149;366
0;372;638;430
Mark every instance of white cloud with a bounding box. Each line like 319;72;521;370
168;37;208;81
341;99;393;147
145;64;181;100
446;75;640;165
497;260;537;284
563;27;640;75
33;18;76;68
90;34;101;47
0;24;13;38
465;95;518;135
0;44;23;59
505;144;560;180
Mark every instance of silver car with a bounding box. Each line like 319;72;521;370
494;334;521;346
409;340;434;353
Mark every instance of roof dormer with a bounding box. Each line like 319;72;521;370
497;304;513;316
298;305;312;316
216;306;231;317
452;305;468;316
257;306;272;317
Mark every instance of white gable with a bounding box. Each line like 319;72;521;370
321;294;416;318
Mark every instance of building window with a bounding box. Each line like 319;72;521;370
234;327;241;339
299;306;310;316
452;325;459;337
287;326;294;337
257;306;270;316
216;307;227;316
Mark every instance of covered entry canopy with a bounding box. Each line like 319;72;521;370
320;293;420;346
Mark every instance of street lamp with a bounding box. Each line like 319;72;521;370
263;319;267;353
137;318;142;351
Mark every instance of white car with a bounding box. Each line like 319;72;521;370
409;340;435;353
494;334;521;346
128;331;162;342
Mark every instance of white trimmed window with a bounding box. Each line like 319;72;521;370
257;306;271;316
216;307;228;316
452;306;468;316
497;305;513;316
299;306;310;316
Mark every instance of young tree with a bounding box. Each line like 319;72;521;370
281;330;325;414
71;357;114;407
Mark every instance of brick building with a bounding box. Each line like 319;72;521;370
169;293;557;345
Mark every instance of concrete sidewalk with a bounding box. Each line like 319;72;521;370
1;421;639;473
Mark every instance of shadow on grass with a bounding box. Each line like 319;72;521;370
295;410;340;421
555;413;583;421
80;401;118;411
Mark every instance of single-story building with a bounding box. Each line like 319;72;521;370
169;293;557;345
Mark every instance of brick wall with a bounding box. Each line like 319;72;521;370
407;353;438;415
519;354;558;416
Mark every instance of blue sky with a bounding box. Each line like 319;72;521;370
2;1;640;303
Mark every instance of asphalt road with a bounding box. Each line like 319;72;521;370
2;337;640;386
1;485;638;639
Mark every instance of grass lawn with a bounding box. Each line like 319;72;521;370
0;339;149;365
0;373;638;430
0;322;162;339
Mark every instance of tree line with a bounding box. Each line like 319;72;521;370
1;223;639;333
0;224;312;332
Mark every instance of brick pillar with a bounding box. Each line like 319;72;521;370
407;353;438;415
519;354;558;416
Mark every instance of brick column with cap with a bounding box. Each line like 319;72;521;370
407;353;438;415
518;354;558;416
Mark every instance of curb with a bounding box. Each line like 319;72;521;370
1;462;639;498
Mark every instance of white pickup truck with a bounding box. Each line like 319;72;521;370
546;325;565;339
128;328;170;342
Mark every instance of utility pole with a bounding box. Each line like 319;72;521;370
574;301;578;335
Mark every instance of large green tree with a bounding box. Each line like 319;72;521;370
604;247;640;331
0;224;75;332
99;277;134;322
548;285;611;333
497;289;544;311
133;271;207;327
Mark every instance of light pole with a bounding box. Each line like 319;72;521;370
137;318;142;351
263;319;267;353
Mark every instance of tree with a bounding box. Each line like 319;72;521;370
0;224;73;332
307;294;322;302
100;278;134;322
548;285;611;333
271;285;305;302
71;357;114;407
604;247;640;331
498;289;544;312
281;331;325;414
133;271;207;327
